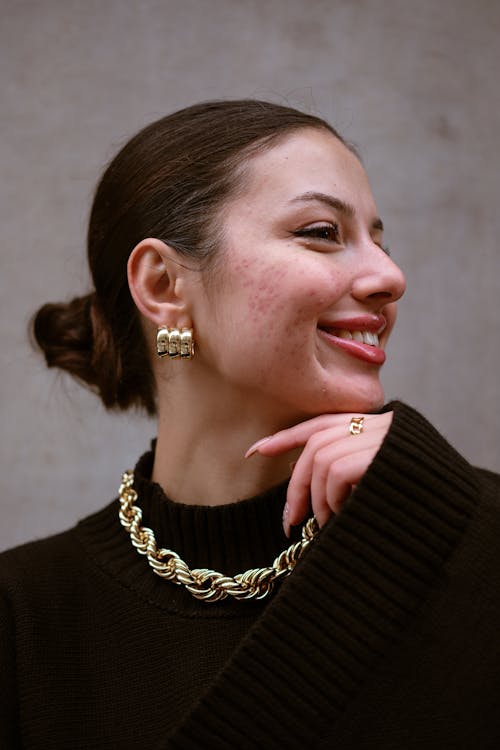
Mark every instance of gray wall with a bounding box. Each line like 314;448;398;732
1;0;499;551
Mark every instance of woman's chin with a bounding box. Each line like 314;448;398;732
258;379;386;425
317;383;386;416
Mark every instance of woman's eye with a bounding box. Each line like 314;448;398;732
294;223;341;243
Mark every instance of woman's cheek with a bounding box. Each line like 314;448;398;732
382;302;399;338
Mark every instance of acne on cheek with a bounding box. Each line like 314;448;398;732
290;286;335;319
244;267;292;315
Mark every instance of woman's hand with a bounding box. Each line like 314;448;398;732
246;412;393;535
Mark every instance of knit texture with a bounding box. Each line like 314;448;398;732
1;401;500;749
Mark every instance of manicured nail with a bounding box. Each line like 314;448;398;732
282;503;291;537
244;436;272;458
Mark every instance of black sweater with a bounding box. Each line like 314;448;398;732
1;402;500;749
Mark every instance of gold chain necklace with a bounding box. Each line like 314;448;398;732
118;470;319;602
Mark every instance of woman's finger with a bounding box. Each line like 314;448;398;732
285;424;390;522
245;412;384;457
283;425;354;529
282;415;393;534
311;447;380;528
287;438;378;528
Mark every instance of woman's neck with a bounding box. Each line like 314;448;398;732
151;376;301;506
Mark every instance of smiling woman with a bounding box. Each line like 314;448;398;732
1;100;499;749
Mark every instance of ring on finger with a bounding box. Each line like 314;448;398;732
349;416;365;436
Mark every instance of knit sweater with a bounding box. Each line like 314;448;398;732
1;401;500;749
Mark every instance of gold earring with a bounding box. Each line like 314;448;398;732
180;328;194;359
168;328;181;358
156;326;169;357
156;327;195;360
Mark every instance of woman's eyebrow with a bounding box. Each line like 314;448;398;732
289;191;384;231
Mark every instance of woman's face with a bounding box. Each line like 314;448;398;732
192;127;406;422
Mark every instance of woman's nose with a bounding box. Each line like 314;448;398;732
351;247;406;304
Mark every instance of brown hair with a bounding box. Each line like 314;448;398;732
32;99;349;414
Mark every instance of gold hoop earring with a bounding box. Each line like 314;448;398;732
156;327;194;360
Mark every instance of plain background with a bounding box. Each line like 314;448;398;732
1;0;499;551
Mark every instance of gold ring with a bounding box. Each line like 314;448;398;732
349;416;365;436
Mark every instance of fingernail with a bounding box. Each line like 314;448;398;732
282;503;290;537
244;436;272;458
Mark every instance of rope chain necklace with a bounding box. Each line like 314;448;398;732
118;470;319;602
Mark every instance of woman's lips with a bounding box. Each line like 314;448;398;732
318;326;387;364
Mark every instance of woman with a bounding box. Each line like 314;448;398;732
1;100;499;749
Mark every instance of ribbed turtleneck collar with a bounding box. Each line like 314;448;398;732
77;443;298;615
132;444;297;574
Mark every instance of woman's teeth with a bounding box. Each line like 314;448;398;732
337;329;380;346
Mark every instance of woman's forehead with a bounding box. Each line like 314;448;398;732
235;128;376;216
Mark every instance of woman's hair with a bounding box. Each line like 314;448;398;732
32;99;350;414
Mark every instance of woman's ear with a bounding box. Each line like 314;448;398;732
127;238;194;329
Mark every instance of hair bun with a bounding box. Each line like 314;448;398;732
31;294;97;388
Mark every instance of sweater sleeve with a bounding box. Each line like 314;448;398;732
0;587;21;748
